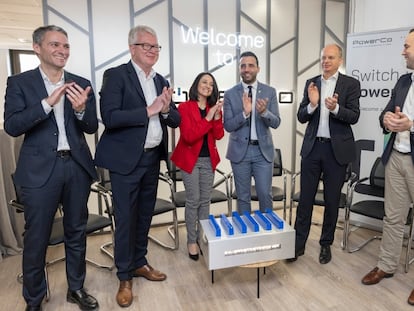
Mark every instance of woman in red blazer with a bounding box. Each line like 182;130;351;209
171;72;224;260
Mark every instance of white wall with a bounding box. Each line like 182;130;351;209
350;0;414;33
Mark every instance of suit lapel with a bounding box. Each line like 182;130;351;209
313;76;322;117
153;74;165;96
127;61;146;103
34;68;57;124
63;72;73;126
33;68;49;103
399;75;412;110
333;73;344;98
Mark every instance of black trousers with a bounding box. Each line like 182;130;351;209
20;156;91;306
110;148;161;281
294;141;347;251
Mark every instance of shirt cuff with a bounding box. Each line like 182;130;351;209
41;99;53;114
307;103;317;114
331;104;339;115
74;110;85;120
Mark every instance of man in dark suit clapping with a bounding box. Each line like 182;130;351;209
94;25;180;308
4;25;99;311
289;44;361;264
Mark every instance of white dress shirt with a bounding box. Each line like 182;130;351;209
39;67;71;151
131;61;163;149
393;73;414;153
308;72;339;138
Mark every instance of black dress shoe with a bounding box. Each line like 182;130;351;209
319;245;332;264
189;252;199;261
286;248;305;263
67;288;99;311
25;305;42;311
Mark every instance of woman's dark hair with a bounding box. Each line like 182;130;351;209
188;72;219;107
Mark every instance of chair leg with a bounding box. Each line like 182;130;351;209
405;215;414;273
341;205;382;253
342;221;382;253
44;267;50;302
341;208;350;251
100;241;114;259
347;234;382;253
149;209;179;250
85;257;114;271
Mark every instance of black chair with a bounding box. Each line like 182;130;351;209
342;157;385;253
231;148;287;218
164;167;233;247
10;177;114;301
404;208;414;272
96;167;179;251
290;162;355;226
342;157;414;270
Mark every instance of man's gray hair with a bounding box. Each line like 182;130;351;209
128;25;157;45
32;25;67;45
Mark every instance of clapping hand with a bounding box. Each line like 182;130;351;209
147;87;173;117
384;106;412;132
308;82;319;108
206;99;224;121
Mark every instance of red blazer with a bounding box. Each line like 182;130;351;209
171;100;224;173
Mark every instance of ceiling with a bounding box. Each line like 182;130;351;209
0;0;43;50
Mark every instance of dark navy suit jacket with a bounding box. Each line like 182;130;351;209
4;67;98;187
94;61;180;174
380;73;414;165
297;73;361;165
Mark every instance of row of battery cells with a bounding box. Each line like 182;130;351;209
209;208;284;237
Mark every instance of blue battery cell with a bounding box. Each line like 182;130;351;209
232;211;247;234
265;208;284;229
243;211;259;232
220;214;234;235
208;214;221;237
254;210;272;230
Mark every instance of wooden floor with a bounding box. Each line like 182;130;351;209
1;206;414;311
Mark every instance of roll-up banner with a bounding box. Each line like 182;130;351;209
346;27;411;178
344;28;411;230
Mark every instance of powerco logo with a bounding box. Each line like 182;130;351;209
352;37;392;47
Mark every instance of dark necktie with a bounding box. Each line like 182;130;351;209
248;86;253;141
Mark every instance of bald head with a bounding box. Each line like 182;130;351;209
320;44;343;79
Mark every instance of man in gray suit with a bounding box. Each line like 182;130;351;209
223;51;281;214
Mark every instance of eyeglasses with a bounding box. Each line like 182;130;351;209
132;43;162;52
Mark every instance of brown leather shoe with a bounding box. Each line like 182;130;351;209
133;264;167;281
408;289;414;305
361;267;393;285
116;280;133;308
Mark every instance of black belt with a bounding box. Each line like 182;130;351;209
144;146;159;153
56;150;71;158
248;140;259;145
394;149;411;155
316;137;331;143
